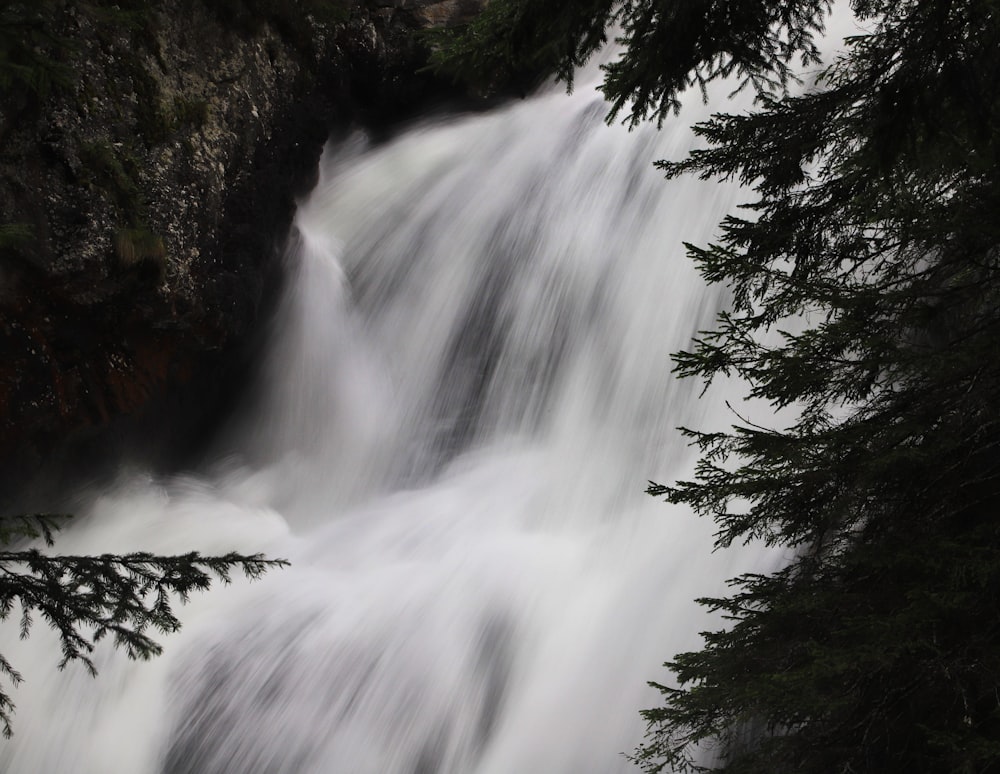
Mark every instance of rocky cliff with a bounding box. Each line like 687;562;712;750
0;0;486;494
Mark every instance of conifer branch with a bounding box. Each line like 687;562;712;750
0;515;286;737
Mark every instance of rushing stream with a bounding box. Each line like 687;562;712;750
2;70;784;773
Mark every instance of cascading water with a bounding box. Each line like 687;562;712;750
0;71;782;773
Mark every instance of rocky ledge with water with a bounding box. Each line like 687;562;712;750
0;0;486;494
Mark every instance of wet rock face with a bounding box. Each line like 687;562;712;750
0;0;487;494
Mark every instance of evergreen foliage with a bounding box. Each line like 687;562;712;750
438;0;1000;771
430;0;830;123
0;513;286;738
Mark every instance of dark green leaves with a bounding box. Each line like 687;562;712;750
431;0;834;127
631;1;1000;771
602;0;832;128
0;515;286;737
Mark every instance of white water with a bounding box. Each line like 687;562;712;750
1;75;781;773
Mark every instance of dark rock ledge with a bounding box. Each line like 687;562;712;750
0;0;486;497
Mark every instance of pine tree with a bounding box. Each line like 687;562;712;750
0;513;286;737
436;1;1000;771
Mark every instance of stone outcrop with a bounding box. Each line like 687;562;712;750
0;0;487;495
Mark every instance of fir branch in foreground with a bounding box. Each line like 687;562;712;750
0;524;287;737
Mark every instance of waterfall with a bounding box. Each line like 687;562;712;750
0;71;782;773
